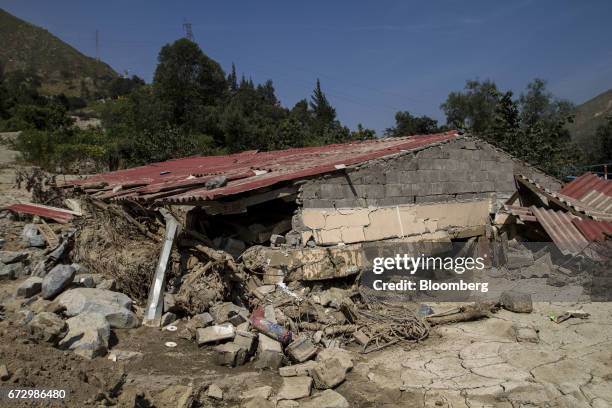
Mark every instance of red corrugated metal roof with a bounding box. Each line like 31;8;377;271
573;218;612;241
530;206;590;255
66;131;459;204
3;203;77;223
561;173;612;200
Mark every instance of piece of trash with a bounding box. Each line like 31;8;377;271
417;304;434;317
164;341;177;348
165;325;178;332
551;310;590;324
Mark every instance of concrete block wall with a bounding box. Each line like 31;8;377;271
299;137;561;208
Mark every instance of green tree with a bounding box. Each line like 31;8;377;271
385;111;441;136
153;38;227;126
440;79;499;133
594;117;612;163
310;79;336;126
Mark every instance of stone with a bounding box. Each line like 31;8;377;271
196;323;235;345
270;234;286;246
107;350;143;362
207;384;223;400
257;285;276;295
311;358;347;389
29;235;46;248
286;336;318;362
315;348;354;372
313;331;323;344
240;386;273;401
58;312;110;359
97;279;117;291
243;397;275;408
500;290;533;313
299;389;349;408
41;264;76;299
17;277;43;297
0;250;27;264
155;385;193;408
214;342;244;367
210;302;247;324
163;293;177;313
191;312;214;328
1;263;23;280
71;263;88;274
17;309;34;325
56;288;138;329
233;330;257;360
264;304;277;323
160;312;177;327
278;376;312;400
0;364;9;381
279;361;319;377
28;298;51;314
75;275;96;288
28;312;66;343
22;223;39;241
353;330;369;346
255;333;284;370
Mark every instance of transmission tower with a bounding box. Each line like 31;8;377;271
182;19;194;41
95;30;100;61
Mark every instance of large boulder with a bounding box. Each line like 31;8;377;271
500;290;533;313
17;277;43;298
56;288;138;328
0;251;28;264
41;265;76;299
27;312;67;343
58;312;110;359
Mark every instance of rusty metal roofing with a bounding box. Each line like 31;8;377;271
561;173;612;199
65;131;460;205
530;206;590;256
572;218;612;241
3;203;77;223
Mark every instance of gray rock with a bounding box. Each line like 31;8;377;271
160;312;177;327
71;263;89;274
191;312;214;328
96;279;117;291
207;384;223;400
29;235;46;248
17;309;34;325
214;342;244;367
1;263;24;280
59;312;110;359
286;336;317;363
28;312;67;343
500;290;533;313
279;361;318;377
277;376;312;400
205;175;227;190
300;389;349;408
17;277;43;297
74;275;96;288
311;358;347;389
255;333;283;370
196;323;235;345
56;288;138;329
22;224;39;242
41;264;76;299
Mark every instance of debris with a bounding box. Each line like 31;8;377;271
299;389;349;408
75;275;96;288
0;364;10;381
58;312;110;359
4;202;77;223
286;336;318;363
27;312;67;343
29;234;46;248
41;264;76;299
417;304;434;317
207;383;223;400
0;263;18;280
56;288;138;329
311;358;347;389
514;325;539;343
240;386;273;401
270;234;286;246
214;342;244;367
500;291;533;313
255;333;284;369
316;348;354;372
196;323;236;345
551;310;590;323
425;303;493;326
97;279;117;291
278;376;313;400
191;312;214;328
164;342;177;348
233;330;257;358
107;350;143;362
160;312;178;327
164;325;177;332
38;220;59;247
352;330;370;346
0;250;27;264
250;306;293;345
279;361;318;377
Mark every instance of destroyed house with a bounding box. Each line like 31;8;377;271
58;130;595;280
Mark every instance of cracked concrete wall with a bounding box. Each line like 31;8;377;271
298;137;562;209
300;200;491;245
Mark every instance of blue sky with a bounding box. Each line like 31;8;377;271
2;0;612;133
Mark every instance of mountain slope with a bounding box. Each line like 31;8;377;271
0;8;118;98
567;89;612;159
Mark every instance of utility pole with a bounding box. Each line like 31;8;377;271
182;19;194;41
95;29;100;61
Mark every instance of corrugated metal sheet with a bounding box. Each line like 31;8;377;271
573;219;612;241
530;206;590;256
3;203;76;223
560;173;612;199
65;131;459;205
503;204;536;222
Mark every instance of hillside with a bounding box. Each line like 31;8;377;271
567;89;612;159
0;8;118;98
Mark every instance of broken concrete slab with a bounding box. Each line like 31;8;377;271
240;385;272;401
214;342;244;367
316;348;354;372
277;376;313;400
206;383;223;400
210;302;248;324
17;276;43;298
27;312;66;343
500;290;533;313
196;323;236;345
514;325;539;343
286;336;318;362
255;333;284;370
41;264;76;299
311;358;347;389
233;330;257;356
279;360;319;377
107;349;143;362
160;312;177;327
191;312;214;328
58;312;110;359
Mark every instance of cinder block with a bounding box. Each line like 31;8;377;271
255;333;284;370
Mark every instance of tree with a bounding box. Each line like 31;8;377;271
385;111;441;137
594;117;612;163
440;79;499;133
309;79;336;126
153;38;227;126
